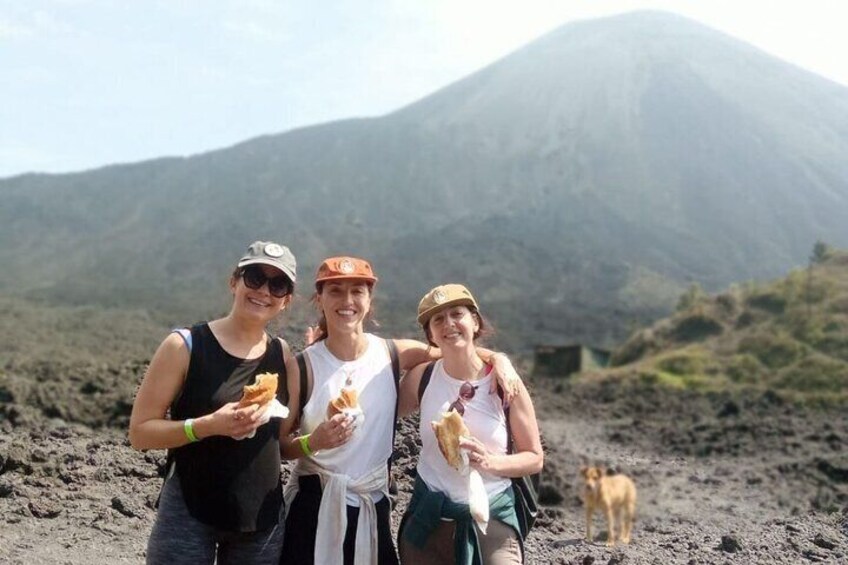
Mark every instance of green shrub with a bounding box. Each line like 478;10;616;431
676;283;706;312
738;333;804;369
670;313;723;343
725;354;764;384
638;370;659;385
715;292;740;317
746;291;787;314
735;309;757;329
638;370;685;389
809;334;848;363
611;329;657;366
657;350;707;376
777;356;848;393
830;296;848;314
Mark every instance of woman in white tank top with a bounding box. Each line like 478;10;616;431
397;284;543;565
278;259;524;565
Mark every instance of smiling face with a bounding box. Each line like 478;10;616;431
426;305;480;350
316;279;373;334
230;264;292;321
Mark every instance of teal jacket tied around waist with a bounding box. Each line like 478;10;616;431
401;474;522;565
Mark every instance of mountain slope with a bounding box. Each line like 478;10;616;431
2;11;847;348
604;247;848;403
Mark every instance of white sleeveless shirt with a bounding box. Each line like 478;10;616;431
418;360;511;503
298;333;395;505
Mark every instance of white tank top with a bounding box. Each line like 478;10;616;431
418;360;511;503
300;333;395;505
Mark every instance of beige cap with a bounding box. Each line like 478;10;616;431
417;284;479;326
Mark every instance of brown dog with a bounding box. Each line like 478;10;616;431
581;466;637;546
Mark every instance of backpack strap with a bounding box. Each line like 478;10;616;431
387;339;401;468
417;361;437;406
496;387;515;454
296;352;309;415
387;339;400;387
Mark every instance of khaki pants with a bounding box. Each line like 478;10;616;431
399;519;522;565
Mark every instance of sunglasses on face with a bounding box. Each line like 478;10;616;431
239;265;293;298
449;381;478;416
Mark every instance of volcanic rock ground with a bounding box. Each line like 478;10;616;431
1;371;846;564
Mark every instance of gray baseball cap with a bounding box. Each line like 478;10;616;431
237;241;297;283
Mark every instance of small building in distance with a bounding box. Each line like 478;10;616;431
533;344;611;377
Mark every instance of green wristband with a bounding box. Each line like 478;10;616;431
184;418;199;443
299;434;313;456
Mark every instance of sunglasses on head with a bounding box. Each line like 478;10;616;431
449;381;478;416
239;265;293;298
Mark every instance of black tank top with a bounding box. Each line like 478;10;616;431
170;323;288;532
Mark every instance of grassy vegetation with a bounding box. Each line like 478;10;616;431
600;247;848;406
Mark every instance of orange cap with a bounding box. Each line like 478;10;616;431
315;256;378;287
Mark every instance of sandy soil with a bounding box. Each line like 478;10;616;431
1;374;846;564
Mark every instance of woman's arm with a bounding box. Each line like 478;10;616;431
395;339;521;401
278;339;301;457
394;339;437;371
460;379;544;477
129;333;264;450
279;349;354;460
397;362;427;419
476;349;521;401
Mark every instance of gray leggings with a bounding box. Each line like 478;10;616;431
147;475;284;565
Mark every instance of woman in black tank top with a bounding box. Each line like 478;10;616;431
129;240;300;565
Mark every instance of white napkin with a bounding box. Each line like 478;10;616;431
339;406;365;436
467;468;489;534
235;399;290;440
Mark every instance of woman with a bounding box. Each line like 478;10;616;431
279;257;521;565
129;240;299;565
397;284;543;565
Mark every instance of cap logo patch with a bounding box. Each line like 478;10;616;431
339;259;355;274
264;243;284;257
433;289;447;304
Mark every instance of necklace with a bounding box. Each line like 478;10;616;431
344;368;355;387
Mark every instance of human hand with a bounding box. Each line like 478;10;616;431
460;436;495;473
309;413;354;451
489;354;520;403
205;402;264;439
304;325;323;346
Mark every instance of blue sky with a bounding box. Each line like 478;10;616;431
2;0;846;177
